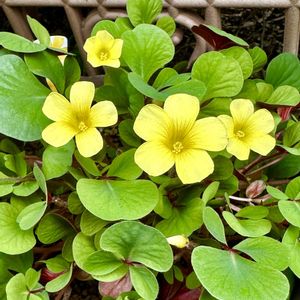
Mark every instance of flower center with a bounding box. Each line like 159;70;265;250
99;51;109;61
172;141;184;154
235;130;245;138
78;121;88;132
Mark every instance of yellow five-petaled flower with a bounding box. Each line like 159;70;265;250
83;30;123;68
133;94;228;184
42;81;118;157
218;99;276;160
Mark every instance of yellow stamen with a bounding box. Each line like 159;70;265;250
236;130;245;138
99;51;109;61
78;121;88;132
172;141;184;153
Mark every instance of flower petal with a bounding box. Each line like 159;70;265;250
226;137;250;160
42;92;74;122
75;128;103;157
175;149;214;184
230;99;254;127
164;94;200;136
218;115;235;138
89;101;118;127
83;36;97;53
245;134;276;156
70;81;95;116
42;122;76;147
185;117;227;151
245;108;275;134
110;39;123;59
97;58;121;68
134;104;171;141
96;30;115;49
134;141;174;176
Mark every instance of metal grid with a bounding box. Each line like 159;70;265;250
1;0;299;75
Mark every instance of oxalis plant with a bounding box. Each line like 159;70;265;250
0;0;300;299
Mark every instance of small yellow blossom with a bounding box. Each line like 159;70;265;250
42;81;118;157
218;99;275;160
133;94;228;184
83;30;123;68
167;235;189;248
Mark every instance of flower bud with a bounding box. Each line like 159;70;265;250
246;180;266;198
167;235;189;248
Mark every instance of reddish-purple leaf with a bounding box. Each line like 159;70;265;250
98;274;132;298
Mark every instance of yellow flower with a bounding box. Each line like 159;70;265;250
218;99;275;160
83;30;123;68
42;81;118;157
167;235;189;248
133;94;228;184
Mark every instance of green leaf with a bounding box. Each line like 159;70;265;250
192;246;289;300
93;264;129;282
234;236;289;271
0;32;46;53
235;206;269;219
256;82;274;101
74;150;101;176
72;232;96;270
223;211;271;237
267;154;300;178
0;203;35;255
83;250;123;275
45;266;72;293
156;16;176;36
129;266;159;300
26;16;50;46
0;55;50;141
282;226;300;277
192;51;243;100
202;182;220;205
221;46;253;79
33;163;47;195
235;79;258;100
6;273;28;300
17;201;47;230
266;186;288;200
156;197;204;237
77;179;159;221
107;149;142;180
285;176;300;199
80;210;107;236
119;119;141;147
248;47;267;73
0;251;33;273
25;50;65;93
42;141;75;180
92;18;132;38
203;207;226;244
25;268;40;290
101;221;173;272
36;213;74;244
162;79;206;100
283;122;300;147
152;68;189;90
13;181;39;197
67;192;84;215
265;85;300;106
209;156;233;180
278;200;300;227
122;24;174;82
126;0;162;26
128;72;167;101
63;56;81;88
265;53;300;90
4;152;27;177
